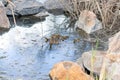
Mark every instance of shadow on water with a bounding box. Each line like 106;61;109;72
0;28;10;35
0;14;93;80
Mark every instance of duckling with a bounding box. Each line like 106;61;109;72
45;34;69;49
60;36;69;41
73;38;80;43
49;34;61;49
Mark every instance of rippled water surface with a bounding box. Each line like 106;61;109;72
0;14;92;80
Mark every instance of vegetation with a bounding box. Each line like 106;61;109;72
61;0;119;27
60;0;120;40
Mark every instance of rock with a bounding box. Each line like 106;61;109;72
44;0;72;15
0;0;7;6
6;0;45;16
80;50;106;75
107;31;120;54
103;54;120;80
76;31;120;80
0;1;10;28
8;10;48;26
8;15;45;27
33;10;49;18
49;61;94;80
76;57;84;71
75;10;102;34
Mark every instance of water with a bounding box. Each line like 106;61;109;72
37;0;47;3
0;14;92;80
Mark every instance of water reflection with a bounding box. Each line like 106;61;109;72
0;14;91;80
37;0;47;3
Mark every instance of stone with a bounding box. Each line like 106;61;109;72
77;31;120;79
79;51;120;80
80;50;106;75
44;0;72;15
107;31;120;54
0;0;8;6
75;10;102;34
33;10;49;18
103;54;120;80
0;1;10;28
49;61;94;80
76;57;84;71
6;0;45;16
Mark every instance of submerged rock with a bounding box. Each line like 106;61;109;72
6;0;45;16
49;61;94;80
75;10;102;34
0;1;10;29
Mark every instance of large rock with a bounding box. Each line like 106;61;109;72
79;50;106;75
103;31;120;80
0;1;10;28
103;54;120;80
75;10;102;34
107;31;120;54
0;0;7;6
6;0;45;16
44;0;72;15
33;10;49;18
77;31;120;80
49;61;94;80
78;52;120;80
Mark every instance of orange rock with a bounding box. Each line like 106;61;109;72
49;61;94;80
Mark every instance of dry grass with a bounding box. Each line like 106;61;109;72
59;0;120;45
60;0;120;30
6;0;17;26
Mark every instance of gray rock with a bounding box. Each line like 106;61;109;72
0;1;10;28
76;57;85;71
6;0;45;16
33;10;49;18
103;54;120;80
75;10;102;34
79;50;106;75
44;0;72;15
0;0;7;6
107;31;120;54
78;49;120;80
106;61;120;80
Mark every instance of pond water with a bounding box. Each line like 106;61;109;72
37;0;47;3
0;14;93;80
